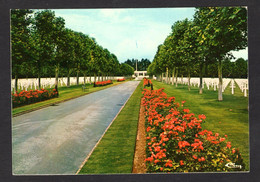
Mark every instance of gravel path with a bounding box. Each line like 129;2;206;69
12;81;140;175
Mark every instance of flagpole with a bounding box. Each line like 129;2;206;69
136;41;138;72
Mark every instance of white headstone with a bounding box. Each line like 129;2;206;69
244;86;247;97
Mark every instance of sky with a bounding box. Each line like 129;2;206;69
52;8;248;63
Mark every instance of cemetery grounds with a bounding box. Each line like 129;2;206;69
12;78;249;174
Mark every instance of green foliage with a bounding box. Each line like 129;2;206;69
11;9;34;90
194;7;247;58
119;63;135;76
151;7;247;76
11;9;136;87
150;7;247;101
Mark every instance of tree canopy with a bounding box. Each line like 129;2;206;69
11;9;134;91
150;7;247;100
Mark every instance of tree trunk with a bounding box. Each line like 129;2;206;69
199;63;203;94
218;59;223;101
38;72;41;90
89;74;92;84
54;65;59;96
172;67;175;85
188;66;191;91
175;68;178;87
83;73;86;85
76;69;80;85
94;73;97;82
166;67;169;84
161;73;163;82
15;74;18;92
67;69;70;87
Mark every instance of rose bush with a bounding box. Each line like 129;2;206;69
94;80;112;87
142;87;245;172
12;89;58;108
117;78;125;82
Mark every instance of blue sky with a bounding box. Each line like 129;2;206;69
52;8;248;63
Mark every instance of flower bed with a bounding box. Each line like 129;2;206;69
94;80;112;87
117;78;125;82
142;87;245;172
12;89;58;108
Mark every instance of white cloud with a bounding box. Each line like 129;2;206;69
54;9;177;62
54;9;248;63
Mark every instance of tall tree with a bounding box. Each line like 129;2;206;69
60;28;76;87
80;34;92;85
34;10;57;89
11;9;33;91
194;7;247;100
52;16;65;93
181;20;201;91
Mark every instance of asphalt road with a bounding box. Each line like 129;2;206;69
12;81;140;175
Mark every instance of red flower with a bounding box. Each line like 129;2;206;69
178;141;190;149
165;160;173;167
226;142;232;149
183;109;190;113
232;148;236;154
198;114;206;120
219;137;225;142
145;156;154;162
180;160;184;166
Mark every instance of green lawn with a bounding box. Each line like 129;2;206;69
12;81;126;116
78;81;143;174
152;80;249;171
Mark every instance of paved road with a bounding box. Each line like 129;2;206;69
12;81;140;175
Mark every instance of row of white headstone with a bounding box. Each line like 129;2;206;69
159;77;248;97
234;79;249;97
11;76;125;92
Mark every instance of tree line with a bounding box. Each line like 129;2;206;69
147;7;247;101
11;9;134;92
124;58;151;71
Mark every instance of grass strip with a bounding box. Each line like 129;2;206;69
152;80;249;171
12;81;126;116
78;81;143;174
